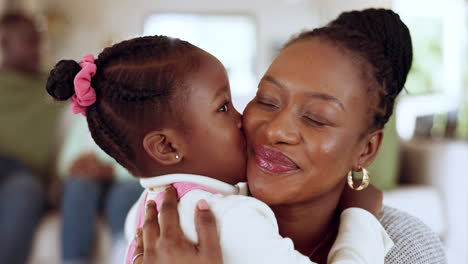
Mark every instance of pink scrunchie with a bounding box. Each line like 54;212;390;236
71;54;97;116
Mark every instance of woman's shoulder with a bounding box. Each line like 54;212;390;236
379;206;447;264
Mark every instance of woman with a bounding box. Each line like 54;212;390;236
134;8;446;264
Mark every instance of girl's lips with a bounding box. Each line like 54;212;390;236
253;145;299;174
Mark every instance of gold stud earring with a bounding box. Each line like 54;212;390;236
347;166;370;191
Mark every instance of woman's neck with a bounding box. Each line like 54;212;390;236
270;182;345;258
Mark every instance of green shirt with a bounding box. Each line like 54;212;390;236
0;69;63;179
57;114;134;181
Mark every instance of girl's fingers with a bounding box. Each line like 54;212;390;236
159;186;183;238
195;200;222;260
133;228;144;264
143;199;160;251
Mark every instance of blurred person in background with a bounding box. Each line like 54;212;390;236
0;12;64;263
57;116;142;264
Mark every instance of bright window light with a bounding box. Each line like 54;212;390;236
143;14;257;99
393;0;467;139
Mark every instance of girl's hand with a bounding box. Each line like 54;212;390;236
69;152;114;181
133;186;223;264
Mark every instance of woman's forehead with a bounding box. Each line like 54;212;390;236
266;40;366;102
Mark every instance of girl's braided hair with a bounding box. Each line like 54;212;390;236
46;36;202;175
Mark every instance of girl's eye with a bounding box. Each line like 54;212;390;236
218;102;229;112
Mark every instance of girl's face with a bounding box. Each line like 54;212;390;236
182;53;246;185
243;39;374;206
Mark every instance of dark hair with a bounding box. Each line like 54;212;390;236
46;36;202;176
0;12;34;29
286;8;412;130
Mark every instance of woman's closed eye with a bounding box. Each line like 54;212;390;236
303;110;338;127
256;97;279;109
303;115;327;127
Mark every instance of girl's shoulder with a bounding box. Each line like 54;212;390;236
379;206;447;264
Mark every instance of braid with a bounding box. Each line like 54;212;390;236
86;104;137;172
286;8;412;130
46;35;202;176
95;36;196;69
98;80;168;102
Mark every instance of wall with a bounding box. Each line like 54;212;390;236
314;0;391;24
42;0;391;75
42;0;319;76
0;0;42;15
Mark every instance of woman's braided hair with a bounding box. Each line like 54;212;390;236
286;8;413;130
46;36;202;175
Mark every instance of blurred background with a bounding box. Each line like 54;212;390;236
0;0;466;263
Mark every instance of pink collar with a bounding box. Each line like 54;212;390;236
126;182;221;264
153;182;220;211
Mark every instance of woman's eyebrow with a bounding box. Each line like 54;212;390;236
304;92;345;111
261;75;285;89
261;75;345;111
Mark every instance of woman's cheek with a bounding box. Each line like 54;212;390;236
242;108;259;140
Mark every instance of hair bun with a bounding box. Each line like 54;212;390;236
46;60;81;101
331;8;413;93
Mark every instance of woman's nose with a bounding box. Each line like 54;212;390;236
264;111;300;145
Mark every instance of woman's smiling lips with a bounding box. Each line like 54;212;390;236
254;145;300;174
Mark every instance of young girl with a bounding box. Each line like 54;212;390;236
46;35;392;264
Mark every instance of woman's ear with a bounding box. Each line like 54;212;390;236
143;129;184;166
354;129;384;170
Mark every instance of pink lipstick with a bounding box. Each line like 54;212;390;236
254;145;299;174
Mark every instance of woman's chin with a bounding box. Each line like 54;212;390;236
246;165;287;205
247;181;273;205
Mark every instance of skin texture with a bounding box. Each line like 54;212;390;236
142;52;246;185
135;38;385;264
0;19;41;74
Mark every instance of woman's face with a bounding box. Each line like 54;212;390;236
243;39;378;206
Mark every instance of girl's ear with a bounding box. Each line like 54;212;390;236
143;129;184;166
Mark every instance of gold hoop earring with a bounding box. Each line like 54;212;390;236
347;167;370;191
